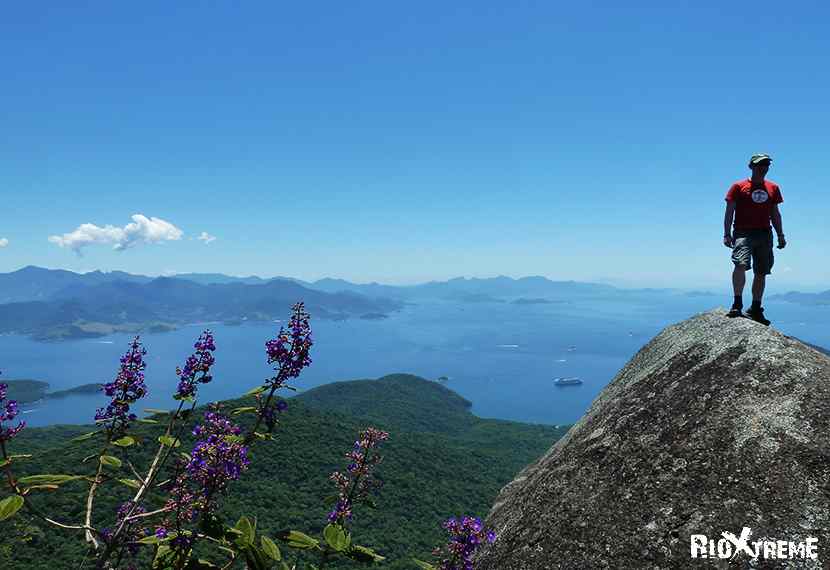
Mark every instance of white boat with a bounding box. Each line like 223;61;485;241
553;376;583;386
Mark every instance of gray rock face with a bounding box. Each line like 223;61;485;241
474;309;830;569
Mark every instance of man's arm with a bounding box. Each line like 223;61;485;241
771;203;786;248
723;201;735;247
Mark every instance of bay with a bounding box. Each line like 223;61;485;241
1;296;828;428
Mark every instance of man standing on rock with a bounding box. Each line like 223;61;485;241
723;153;786;325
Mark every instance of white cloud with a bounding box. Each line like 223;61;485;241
197;231;217;245
0;238;8;248
49;214;184;255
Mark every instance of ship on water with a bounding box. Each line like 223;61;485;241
553;376;583;386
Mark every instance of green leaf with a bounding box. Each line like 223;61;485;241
0;495;24;520
137;418;160;424
140;531;178;545
188;560;220;569
412;560;436;570
347;545;385;563
158;435;181;448
277;530;320;550
1;455;32;468
144;408;170;415
323;524;348;552
231;406;257;415
234;515;255;547
113;436;136;447
244;385;268;396
71;431;100;442
243;547;269;570
279;563;292;570
100;455;122;468
22;484;59;493
117;478;142;489
152;544;178;569
17;474;84;485
261;536;281;561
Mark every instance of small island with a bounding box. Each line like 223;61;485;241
145;322;178;333
359;312;389;320
512;297;556;305
46;383;104;399
2;379;104;404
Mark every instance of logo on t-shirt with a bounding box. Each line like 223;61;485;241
751;189;769;203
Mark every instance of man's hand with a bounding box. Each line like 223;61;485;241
723;235;734;248
777;235;787;249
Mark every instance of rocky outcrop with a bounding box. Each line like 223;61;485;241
474;309;830;569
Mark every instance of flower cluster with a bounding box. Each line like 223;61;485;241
174;330;216;400
265;302;313;388
327;427;389;524
94;337;148;431
101;501;148;557
0;372;26;443
164;409;250;529
189;410;250;489
432;516;496;570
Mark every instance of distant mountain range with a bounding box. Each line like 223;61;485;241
0;266;654;306
1;266;825;340
0;266;403;340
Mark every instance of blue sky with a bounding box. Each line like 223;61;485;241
1;1;828;290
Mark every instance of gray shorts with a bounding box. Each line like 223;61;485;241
732;228;774;275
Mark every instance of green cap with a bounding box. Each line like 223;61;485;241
749;153;772;165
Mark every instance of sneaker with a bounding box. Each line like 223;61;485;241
745;306;771;326
726;307;743;318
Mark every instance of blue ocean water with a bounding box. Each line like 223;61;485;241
1;296;828;428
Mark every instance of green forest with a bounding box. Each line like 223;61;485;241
1;373;569;569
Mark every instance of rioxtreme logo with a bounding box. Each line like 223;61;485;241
690;527;818;561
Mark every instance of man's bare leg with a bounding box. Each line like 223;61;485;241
732;265;746;296
728;265;747;316
751;273;766;304
746;273;771;324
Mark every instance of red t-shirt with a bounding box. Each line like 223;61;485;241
725;179;783;230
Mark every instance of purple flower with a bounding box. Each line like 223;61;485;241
0;371;25;443
187;411;250;487
94;337;148;433
327;427;388;524
432;515;496;570
174;330;217;400
264;302;313;389
164;408;250;526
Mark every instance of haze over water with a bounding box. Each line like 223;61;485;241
3;296;828;428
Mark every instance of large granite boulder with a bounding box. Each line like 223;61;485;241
474;309;830;569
